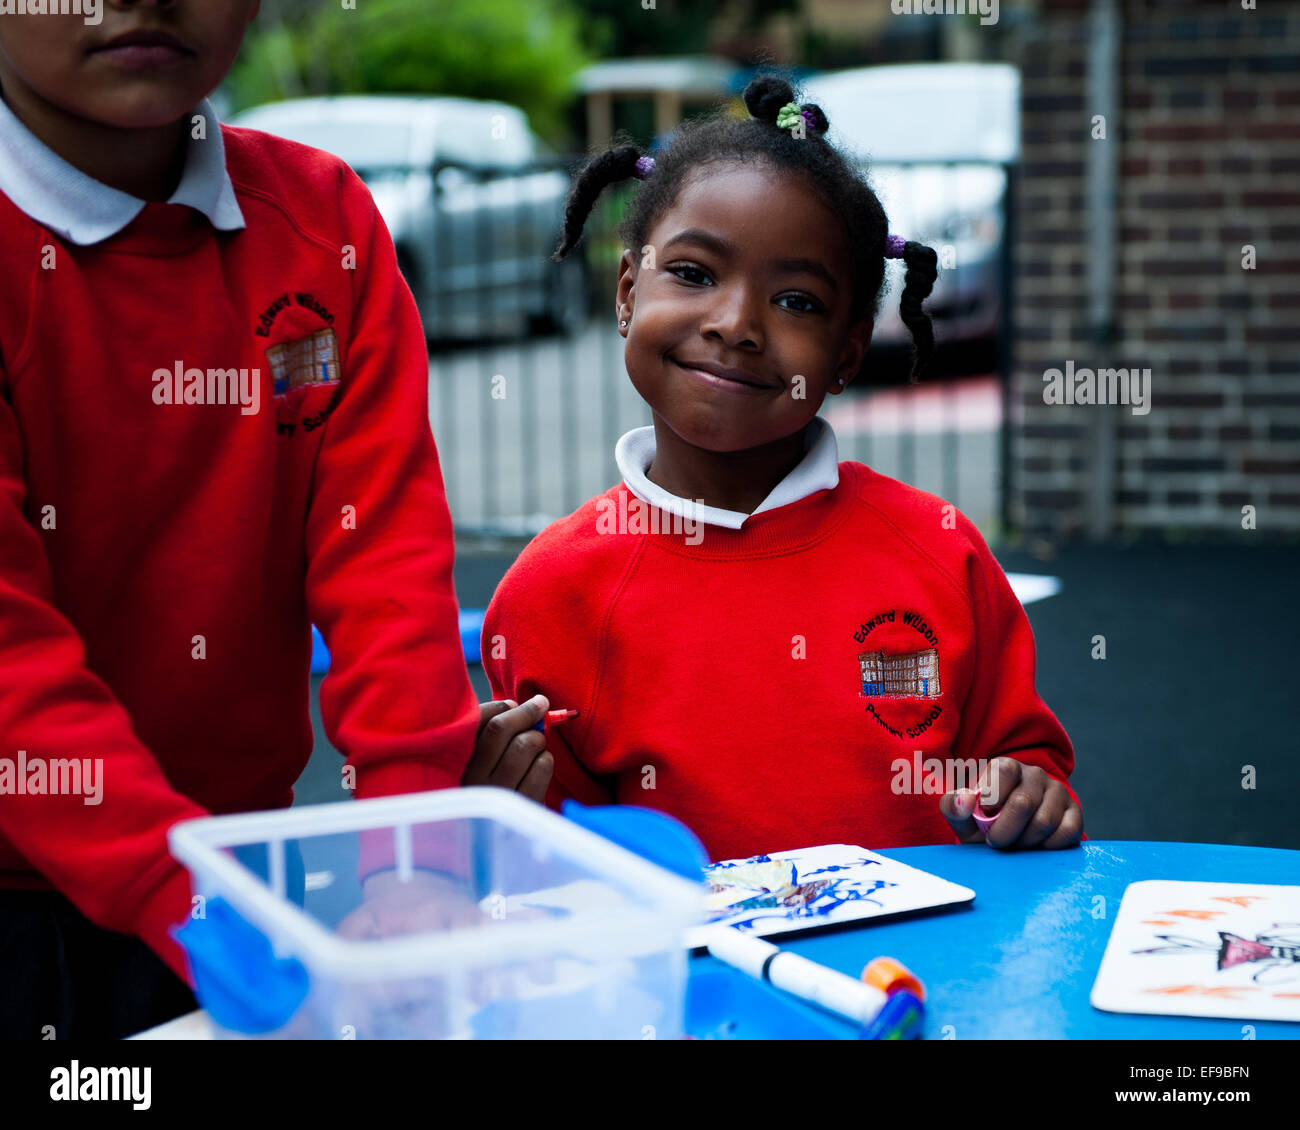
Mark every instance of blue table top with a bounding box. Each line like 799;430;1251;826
689;840;1300;1039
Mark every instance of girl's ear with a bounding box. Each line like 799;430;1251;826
615;249;639;331
828;316;874;395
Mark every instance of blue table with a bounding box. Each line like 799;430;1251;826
688;841;1300;1039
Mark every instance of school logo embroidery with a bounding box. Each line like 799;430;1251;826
253;291;343;437
858;647;941;698
267;328;341;398
852;608;945;740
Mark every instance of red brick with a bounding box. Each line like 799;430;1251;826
1144;122;1231;142
1163;393;1226;408
1243;192;1300;209
1245;393;1300;408
1246;326;1300;344
1241;122;1300;141
1244;459;1300;475
1145;324;1226;343
1144;457;1226;473
1142;258;1227;277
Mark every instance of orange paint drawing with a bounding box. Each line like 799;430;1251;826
1144;984;1258;1000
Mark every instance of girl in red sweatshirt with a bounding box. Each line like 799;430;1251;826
472;73;1083;862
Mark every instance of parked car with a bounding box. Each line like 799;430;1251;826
231;95;587;340
799;64;1019;350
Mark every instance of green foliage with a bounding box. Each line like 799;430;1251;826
227;0;592;142
573;0;801;58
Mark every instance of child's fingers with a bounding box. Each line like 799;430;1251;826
464;696;547;786
981;772;1045;849
1041;803;1085;849
977;756;1023;811
1011;784;1071;849
479;694;548;762
488;728;548;789
476;700;513;736
939;788;986;843
517;749;554;804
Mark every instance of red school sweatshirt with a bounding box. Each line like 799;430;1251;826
483;464;1080;861
0;127;478;979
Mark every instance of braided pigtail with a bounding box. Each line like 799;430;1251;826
898;241;939;384
552;145;646;261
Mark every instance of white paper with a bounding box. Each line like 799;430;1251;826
683;844;974;949
1091;880;1300;1023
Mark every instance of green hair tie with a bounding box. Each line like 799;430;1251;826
775;102;805;133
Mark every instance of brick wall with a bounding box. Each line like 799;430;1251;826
1009;0;1300;540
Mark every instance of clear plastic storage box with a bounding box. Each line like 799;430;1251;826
168;788;704;1039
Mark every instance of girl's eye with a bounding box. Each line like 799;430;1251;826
668;263;712;285
778;293;824;314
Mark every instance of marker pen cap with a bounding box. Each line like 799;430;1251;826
861;956;925;1001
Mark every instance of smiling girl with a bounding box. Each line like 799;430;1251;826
471;73;1083;858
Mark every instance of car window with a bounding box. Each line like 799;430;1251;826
435;107;535;171
237;111;413;171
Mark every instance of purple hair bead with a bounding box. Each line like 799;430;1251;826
884;234;907;258
634;156;656;180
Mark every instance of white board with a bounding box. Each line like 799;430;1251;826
683;844;974;949
1091;880;1300;1023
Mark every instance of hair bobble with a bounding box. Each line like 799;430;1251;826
775;101;821;138
884;234;907;258
633;156;656;180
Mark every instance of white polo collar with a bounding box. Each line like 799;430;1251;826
615;415;840;530
0;93;245;245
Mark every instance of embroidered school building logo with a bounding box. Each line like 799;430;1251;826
852;608;945;740
858;647;941;699
267;328;341;398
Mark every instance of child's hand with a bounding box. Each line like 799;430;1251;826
939;756;1083;849
460;696;553;803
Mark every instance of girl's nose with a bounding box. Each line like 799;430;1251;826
698;283;765;352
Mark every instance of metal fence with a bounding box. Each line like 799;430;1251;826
423;159;1014;541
